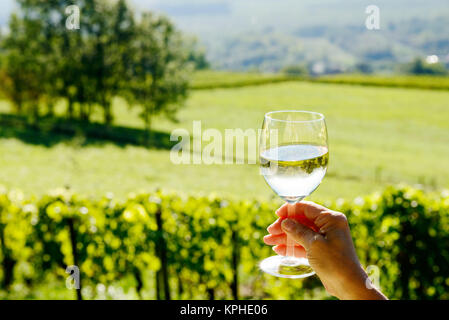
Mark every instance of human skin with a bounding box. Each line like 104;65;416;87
263;201;387;300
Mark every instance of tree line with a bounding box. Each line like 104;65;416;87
0;0;208;130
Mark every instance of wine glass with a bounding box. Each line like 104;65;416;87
259;110;328;278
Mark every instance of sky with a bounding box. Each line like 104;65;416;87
2;0;449;32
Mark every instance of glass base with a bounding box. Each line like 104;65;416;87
259;255;315;279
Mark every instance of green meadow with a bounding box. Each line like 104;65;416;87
1;78;449;202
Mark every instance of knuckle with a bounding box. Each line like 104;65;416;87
309;234;324;250
331;211;348;226
294;226;308;238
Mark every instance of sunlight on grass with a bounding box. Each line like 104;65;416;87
1;81;449;201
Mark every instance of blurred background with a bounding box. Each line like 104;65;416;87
0;0;448;300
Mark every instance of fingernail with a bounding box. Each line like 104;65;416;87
282;219;296;232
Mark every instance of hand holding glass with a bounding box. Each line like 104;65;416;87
259;110;328;278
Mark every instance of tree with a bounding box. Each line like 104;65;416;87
0;13;47;120
354;62;373;74
0;0;193;129
402;57;447;76
15;0;136;124
84;0;136;124
4;0;90;120
185;37;210;70
126;13;192;138
281;64;309;76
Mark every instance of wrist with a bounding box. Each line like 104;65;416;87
336;265;387;300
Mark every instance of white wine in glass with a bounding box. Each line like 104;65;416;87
259;110;328;278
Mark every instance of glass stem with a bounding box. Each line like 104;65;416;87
286;202;295;258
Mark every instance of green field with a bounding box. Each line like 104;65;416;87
1;79;449;202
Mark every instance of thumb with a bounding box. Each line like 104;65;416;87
281;218;321;250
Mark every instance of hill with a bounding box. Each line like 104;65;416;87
2;0;449;72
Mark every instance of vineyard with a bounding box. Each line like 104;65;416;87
1;184;448;300
0;0;448;303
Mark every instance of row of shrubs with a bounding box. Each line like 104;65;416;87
191;71;302;90
0;185;448;300
310;74;449;91
192;71;449;91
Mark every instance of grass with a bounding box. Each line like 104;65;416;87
1;79;449;202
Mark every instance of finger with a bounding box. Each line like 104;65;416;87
267;218;284;235
314;211;348;231
276;201;328;222
264;233;306;249
264;233;286;245
273;244;307;258
276;204;321;233
281;218;322;250
276;201;327;220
